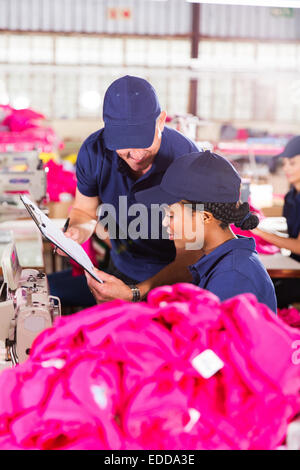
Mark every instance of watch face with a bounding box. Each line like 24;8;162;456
130;286;140;302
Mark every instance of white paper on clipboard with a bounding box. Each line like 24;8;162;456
20;195;103;284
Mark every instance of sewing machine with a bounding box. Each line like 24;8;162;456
0;243;60;365
0;151;47;221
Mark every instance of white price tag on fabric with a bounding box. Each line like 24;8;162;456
183;409;201;433
91;385;108;410
191;349;224;379
41;359;66;370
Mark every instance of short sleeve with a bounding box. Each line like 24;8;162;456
169;128;200;156
76;142;99;197
187;137;200;153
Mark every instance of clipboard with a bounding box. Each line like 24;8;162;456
20;194;103;284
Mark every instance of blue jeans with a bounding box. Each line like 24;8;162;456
48;259;138;308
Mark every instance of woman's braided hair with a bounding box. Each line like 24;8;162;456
186;201;259;231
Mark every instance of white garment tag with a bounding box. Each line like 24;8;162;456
41;359;66;370
191;349;224;379
91;385;108;409
183;408;201;433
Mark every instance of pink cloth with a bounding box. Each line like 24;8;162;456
0;285;299;450
44;159;76;203
278;308;300;329
1;107;44;132
0;105;64;152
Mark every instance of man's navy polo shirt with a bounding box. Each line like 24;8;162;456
283;187;300;263
189;235;277;313
76;126;199;282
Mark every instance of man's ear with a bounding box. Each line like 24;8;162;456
158;110;167;133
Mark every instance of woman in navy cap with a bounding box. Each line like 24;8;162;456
251;136;300;308
133;150;277;312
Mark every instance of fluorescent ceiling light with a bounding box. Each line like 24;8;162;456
12;96;30;110
80;91;101;111
0;93;9;105
187;0;300;7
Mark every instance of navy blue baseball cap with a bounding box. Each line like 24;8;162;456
102;75;161;151
276;136;300;159
135;151;241;206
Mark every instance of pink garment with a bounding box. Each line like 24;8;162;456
278;308;300;329
231;203;280;254
0;285;299;450
236;129;249;140
0;105;64;152
149;288;300;450
1;107;44;132
44;159;76;202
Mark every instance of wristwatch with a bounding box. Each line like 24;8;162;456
129;285;141;302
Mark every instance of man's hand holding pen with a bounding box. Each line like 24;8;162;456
53;217;97;257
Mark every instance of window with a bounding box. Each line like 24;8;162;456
0;33;300;123
233;78;253;121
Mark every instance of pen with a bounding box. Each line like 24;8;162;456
53;217;70;255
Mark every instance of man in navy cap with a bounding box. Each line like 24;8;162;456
48;75;200;306
251;136;300;308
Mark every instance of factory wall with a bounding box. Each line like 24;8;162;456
200;4;300;40
1;0;300;40
0;0;191;36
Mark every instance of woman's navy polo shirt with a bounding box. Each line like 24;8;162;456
76;126;199;282
189;236;277;313
283;187;300;262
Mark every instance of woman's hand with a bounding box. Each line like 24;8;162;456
85;268;132;303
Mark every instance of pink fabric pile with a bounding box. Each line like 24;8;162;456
278;307;300;330
44;160;77;203
0;284;299;450
0;105;64;152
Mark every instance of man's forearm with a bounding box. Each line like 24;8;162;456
137;249;203;299
69;207;97;226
